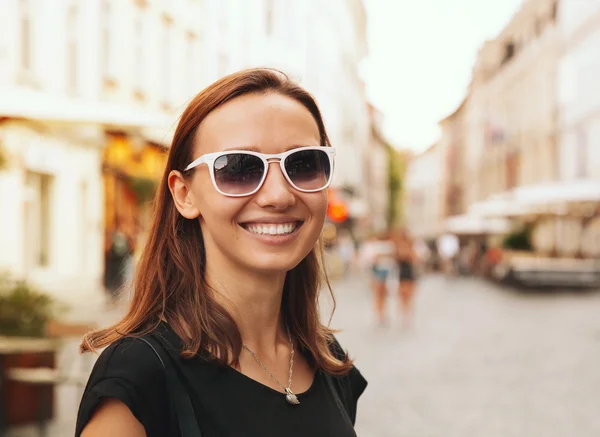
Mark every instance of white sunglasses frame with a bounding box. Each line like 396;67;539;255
183;146;336;197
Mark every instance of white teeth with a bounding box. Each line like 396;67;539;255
245;222;298;236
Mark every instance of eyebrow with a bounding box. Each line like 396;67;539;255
223;145;260;152
222;144;319;152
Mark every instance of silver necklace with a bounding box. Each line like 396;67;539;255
242;324;300;405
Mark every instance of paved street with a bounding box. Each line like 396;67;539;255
327;273;600;437
8;273;600;437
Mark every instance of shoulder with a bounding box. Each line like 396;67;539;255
76;336;170;437
93;336;166;383
327;336;368;418
324;336;368;425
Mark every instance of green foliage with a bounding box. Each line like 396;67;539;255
387;147;405;229
129;177;159;204
502;225;533;251
0;274;60;337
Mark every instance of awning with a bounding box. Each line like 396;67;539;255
468;192;536;218
445;214;512;235
514;180;600;205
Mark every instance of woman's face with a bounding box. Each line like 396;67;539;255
170;92;328;275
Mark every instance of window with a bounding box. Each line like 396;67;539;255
218;51;228;77
186;32;199;91
133;5;145;94
501;41;515;65
576;126;587;178
505;150;519;190
79;181;88;270
265;0;274;36
66;4;78;93
161;17;173;104
535;18;543;36
24;172;54;268
20;0;32;71
100;0;111;80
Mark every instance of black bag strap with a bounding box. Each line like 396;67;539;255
323;372;354;428
138;336;203;437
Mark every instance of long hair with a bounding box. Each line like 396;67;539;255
81;68;352;375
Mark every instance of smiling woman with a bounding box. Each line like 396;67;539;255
76;68;367;437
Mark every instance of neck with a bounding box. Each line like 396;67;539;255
205;256;288;354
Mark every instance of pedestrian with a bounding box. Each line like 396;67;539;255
437;232;460;276
359;232;396;326
76;69;367;437
392;229;418;329
337;230;356;277
103;217;130;305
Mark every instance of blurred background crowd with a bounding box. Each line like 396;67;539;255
0;0;599;436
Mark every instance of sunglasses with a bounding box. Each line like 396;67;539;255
183;146;335;197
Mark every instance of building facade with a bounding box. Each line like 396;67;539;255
466;0;560;205
557;0;600;181
362;104;390;234
438;97;469;218
0;121;105;305
403;144;445;240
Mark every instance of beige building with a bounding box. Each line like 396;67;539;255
362;104;390;233
438;97;469;218
403;143;445;240
557;0;600;181
466;0;560;206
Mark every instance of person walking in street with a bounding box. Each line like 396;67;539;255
392;229;418;329
337;230;356;278
103;217;131;305
359;232;396;327
437;232;460;276
76;69;367;437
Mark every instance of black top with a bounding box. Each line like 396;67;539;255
76;323;367;437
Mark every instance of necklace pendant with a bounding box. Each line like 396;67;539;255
285;388;300;405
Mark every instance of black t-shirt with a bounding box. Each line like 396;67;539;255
76;323;367;437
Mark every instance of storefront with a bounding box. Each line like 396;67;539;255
102;132;167;292
476;181;600;288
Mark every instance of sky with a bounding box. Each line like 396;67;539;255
362;0;524;152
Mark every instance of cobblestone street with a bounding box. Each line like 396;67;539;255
327;273;600;437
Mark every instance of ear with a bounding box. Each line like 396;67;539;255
168;170;201;219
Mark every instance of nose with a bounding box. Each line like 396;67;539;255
254;161;296;210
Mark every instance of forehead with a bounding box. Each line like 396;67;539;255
193;92;321;155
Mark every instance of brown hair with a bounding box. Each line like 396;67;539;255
81;68;352;375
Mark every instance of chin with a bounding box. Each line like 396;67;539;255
243;254;304;275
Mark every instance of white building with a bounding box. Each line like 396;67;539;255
403;144;445;240
362;104;390;233
0;0;370;308
557;0;600;181
0;0;205;308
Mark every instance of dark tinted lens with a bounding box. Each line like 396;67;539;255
284;149;331;191
213;153;265;195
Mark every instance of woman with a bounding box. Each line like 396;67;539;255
76;69;367;437
360;232;395;326
393;229;418;329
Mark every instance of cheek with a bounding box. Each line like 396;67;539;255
306;193;328;221
191;180;242;222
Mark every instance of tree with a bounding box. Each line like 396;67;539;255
386;146;408;229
